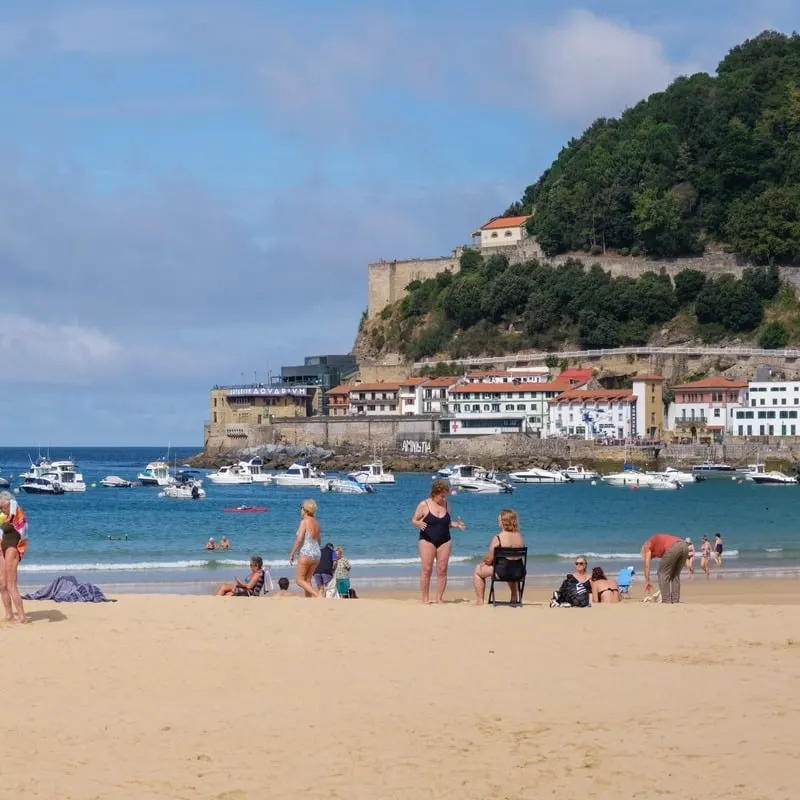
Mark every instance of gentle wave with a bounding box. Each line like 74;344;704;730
554;550;740;559
19;556;475;573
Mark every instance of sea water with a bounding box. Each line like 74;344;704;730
2;447;799;594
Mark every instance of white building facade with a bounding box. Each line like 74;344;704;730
665;377;747;442
735;380;800;437
346;384;400;416
471;215;533;249
440;382;567;436
548;390;637;440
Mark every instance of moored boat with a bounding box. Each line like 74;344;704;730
275;462;327;488
348;459;395;485
206;464;254;485
159;470;206;499
321;477;376;494
509;467;571;484
448;464;514;494
20;476;65;495
237;457;273;484
692;460;735;474
99;475;134;488
137;460;174;487
559;465;600;482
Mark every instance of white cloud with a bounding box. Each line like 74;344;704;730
512;10;696;122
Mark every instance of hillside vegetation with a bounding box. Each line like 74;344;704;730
360;251;793;361
506;31;800;263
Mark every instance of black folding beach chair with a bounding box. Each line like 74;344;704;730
488;546;527;607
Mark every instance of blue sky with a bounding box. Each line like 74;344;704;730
0;0;795;446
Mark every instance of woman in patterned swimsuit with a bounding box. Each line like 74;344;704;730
289;498;323;597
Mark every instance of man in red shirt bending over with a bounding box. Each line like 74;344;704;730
641;533;690;604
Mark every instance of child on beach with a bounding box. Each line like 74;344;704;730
276;577;291;597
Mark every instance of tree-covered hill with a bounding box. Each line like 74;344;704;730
505;31;800;264
359;251;793;362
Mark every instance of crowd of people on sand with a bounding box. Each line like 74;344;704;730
214;499;354;599
410;479;726;606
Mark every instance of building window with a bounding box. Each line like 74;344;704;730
713;408;720;418
516;404;526;411
213;412;217;423
490;232;498;238
738;425;743;436
505;404;514;411
769;425;775;435
504;230;512;237
213;398;217;407
747;425;752;435
367;405;376;411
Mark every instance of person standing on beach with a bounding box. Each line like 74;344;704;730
289;499;322;598
313;542;337;593
714;534;724;567
0;491;28;623
685;538;696;576
641;533;690;604
699;535;713;578
411;480;466;604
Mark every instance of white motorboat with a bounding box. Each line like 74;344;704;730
159;471;206;499
207;464;254;485
559;465;600;482
509;467;571;484
0;475;9;489
137;460;174;487
43;460;86;492
238;457;273;484
650;476;683;490
20;475;65;495
349;459;395;485
651;467;698;484
320;477;376;494
20;457;53;481
100;475;134;488
432;465;456;480
602;469;660;488
275;462;327;488
745;464;798;484
448;464;514;494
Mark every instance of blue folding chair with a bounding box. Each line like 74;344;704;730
617;566;635;597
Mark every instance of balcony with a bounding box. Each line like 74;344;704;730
674;417;709;427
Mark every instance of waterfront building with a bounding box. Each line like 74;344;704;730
327;385;350;417
398;377;426;415
466;368;550;384
440;381;569;436
633;375;666;440
736;379;800;437
327;383;401;416
419;376;459;414
548;390;637;440
278;354;357;415
665;377;747;443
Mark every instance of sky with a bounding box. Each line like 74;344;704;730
0;0;795;446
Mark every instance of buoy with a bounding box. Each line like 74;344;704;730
13;488;19;494
91;483;97;488
590;479;597;486
731;476;736;481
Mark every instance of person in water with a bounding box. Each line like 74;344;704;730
641;533;689;603
472;509;525;606
206;537;216;551
699;535;713;578
714;533;724;567
0;491;28;623
411;479;466;604
590;567;621;604
215;555;265;596
219;536;230;551
289;499;322;597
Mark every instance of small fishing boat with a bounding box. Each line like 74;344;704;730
159;470;206;499
348;459;395;485
448;465;514;494
138;460;174;487
224;505;269;513
100;475;134;488
275;462;327;488
559;465;600;482
744;464;798;485
206;464;254;485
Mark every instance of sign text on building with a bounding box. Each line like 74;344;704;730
227;386;307;397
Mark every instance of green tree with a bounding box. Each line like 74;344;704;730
632;188;684;256
459;248;484;273
759;320;789;349
727;187;800;264
674;269;707;305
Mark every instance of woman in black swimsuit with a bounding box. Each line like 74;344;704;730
590;567;621;604
411;479;466;604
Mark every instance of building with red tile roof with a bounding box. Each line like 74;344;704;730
666;377;747;443
471;215;534;249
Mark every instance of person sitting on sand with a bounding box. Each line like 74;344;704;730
550;555;592;607
472;509;525;606
215;556;265;597
206;537;216;551
590;567;620;604
219;536;230;551
275;577;291;598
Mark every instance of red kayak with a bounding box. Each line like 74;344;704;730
224;506;269;513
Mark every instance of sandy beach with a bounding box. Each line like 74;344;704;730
4;579;800;799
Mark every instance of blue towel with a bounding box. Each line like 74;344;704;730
23;575;115;603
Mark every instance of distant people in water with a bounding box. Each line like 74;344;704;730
107;535;128;541
206;537;216;551
590;567;620;604
219;536;230;551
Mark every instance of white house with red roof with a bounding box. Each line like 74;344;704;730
548;390;638;440
471;215;533;249
665;376;747;442
419;376;460;414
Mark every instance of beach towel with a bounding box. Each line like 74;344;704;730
23;575;115;603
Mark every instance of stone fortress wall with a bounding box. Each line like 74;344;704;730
367;238;800;319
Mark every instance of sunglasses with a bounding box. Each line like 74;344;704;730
575;561;586;566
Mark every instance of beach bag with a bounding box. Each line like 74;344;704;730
556;574;590;607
